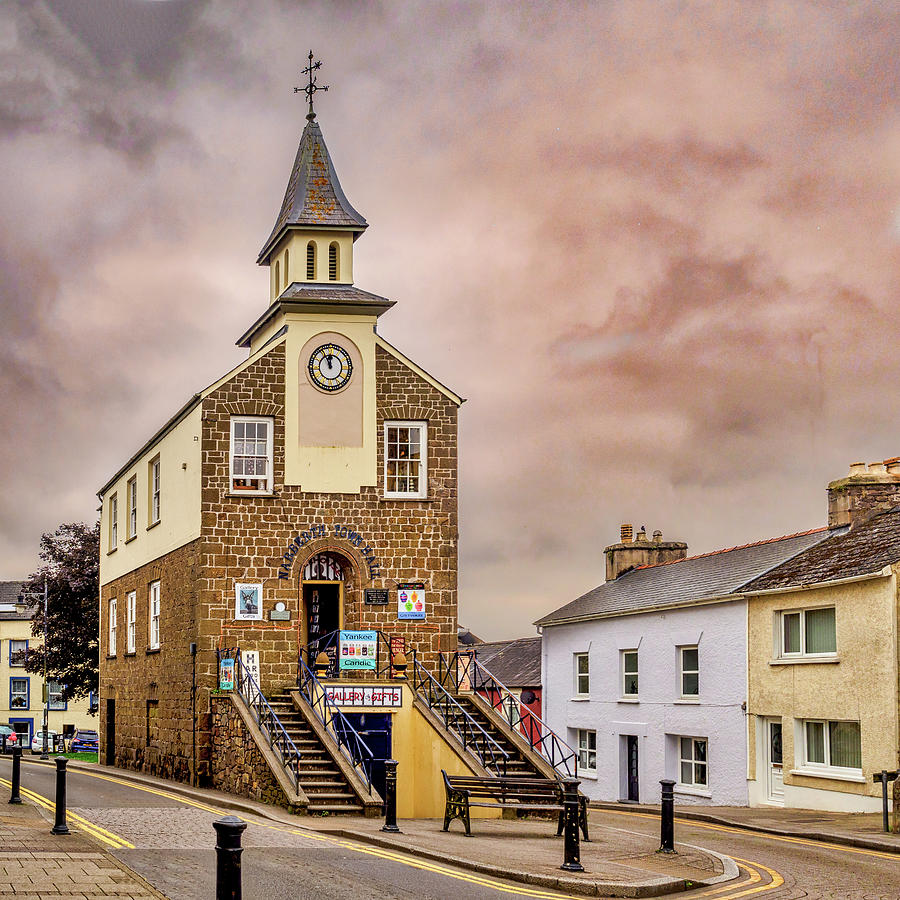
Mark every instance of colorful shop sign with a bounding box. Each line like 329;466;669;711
325;685;402;708
339;630;377;670
218;658;235;691
397;582;426;621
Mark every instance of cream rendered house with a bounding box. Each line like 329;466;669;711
744;463;900;813
1;582;97;748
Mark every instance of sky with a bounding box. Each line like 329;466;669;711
3;1;900;639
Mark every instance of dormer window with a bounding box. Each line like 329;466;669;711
328;242;339;280
307;241;316;279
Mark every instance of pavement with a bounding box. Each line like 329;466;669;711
590;800;900;855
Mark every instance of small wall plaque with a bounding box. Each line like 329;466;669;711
269;602;291;621
365;589;389;605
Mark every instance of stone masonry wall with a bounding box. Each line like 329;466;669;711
197;340;459;696
210;694;299;811
99;538;201;783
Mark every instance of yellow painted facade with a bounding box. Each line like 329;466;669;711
100;405;203;587
268;231;355;302
746;572;899;812
1;617;96;744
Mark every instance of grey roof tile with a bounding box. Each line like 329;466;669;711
535;528;836;626
473;637;541;687
0;581;32;620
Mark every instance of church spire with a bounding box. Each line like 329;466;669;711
257;54;367;267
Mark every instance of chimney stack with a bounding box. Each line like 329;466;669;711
605;524;687;581
827;458;900;529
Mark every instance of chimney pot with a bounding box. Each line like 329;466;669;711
653;529;663;543
885;458;900;475
620;523;633;543
849;461;867;476
869;461;887;476
636;526;647;542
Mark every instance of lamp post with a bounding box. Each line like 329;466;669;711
17;579;50;759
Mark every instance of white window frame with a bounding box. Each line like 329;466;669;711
127;476;137;540
47;680;66;711
679;645;699;698
126;591;137;654
577;729;597;775
800;718;862;775
678;736;708;788
149;457;160;525
229;417;274;495
778;606;836;659
574;652;590;697
108;598;117;656
383;421;428;499
622;650;639;697
9;639;27;667
148;581;160;650
109;493;118;550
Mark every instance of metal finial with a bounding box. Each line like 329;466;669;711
294;50;329;121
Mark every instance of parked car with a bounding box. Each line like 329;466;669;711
67;729;99;752
30;731;59;754
0;724;19;750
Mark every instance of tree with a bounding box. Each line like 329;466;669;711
20;521;99;703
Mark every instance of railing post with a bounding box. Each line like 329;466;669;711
51;757;70;834
381;759;401;833
659;779;676;853
560;777;584;872
8;745;22;804
214;815;247;900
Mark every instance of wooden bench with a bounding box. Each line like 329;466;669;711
441;770;589;839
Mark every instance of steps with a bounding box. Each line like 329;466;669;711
266;690;365;814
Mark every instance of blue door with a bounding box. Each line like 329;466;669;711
343;712;392;799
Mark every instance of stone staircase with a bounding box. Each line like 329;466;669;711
267;689;365;814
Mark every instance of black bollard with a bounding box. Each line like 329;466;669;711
381;759;400;833
214;815;247;900
8;746;22;804
1;735;6;755
560;777;584;872
51;757;70;834
659;779;675;853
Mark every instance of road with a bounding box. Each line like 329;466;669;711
1;756;897;899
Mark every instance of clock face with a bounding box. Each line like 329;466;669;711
308;343;353;392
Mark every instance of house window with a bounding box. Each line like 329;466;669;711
108;599;117;657
679;646;699;697
328;242;339;280
109;493;118;550
9;639;27;667
9;677;29;710
384;422;427;498
679;737;708;787
622;650;639;697
306;241;316;279
47;680;66;711
780;607;836;657
577;729;597;774
149;457;160;525
127;476;137;540
148;581;160;650
230;417;273;494
803;720;861;771
126;591;136;654
574;653;589;696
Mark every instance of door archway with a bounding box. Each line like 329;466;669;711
301;551;353;670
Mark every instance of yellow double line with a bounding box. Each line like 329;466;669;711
0;776;134;850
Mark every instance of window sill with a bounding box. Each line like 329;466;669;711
381;495;432;502
570;696;590;702
124;652;136;658
125;535;137;545
675;785;712;798
146;520;160;531
226;492;275;499
674;698;701;704
106;654;116;660
769;656;839;666
578;771;598;780
146;647;161;655
106;547;117;555
789;766;866;784
618;697;640;704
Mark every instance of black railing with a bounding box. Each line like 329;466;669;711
300;629;405;680
301;629;341;678
231;653;303;795
410;652;511;776
297;656;376;794
438;650;576;778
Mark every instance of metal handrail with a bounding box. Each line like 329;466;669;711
232;654;303;795
297;656;376;794
466;655;577;778
410;653;511;776
300;629;341;677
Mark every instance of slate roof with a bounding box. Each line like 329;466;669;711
474;637;541;688
258;119;367;263
0;581;31;620
535;528;836;626
744;506;900;591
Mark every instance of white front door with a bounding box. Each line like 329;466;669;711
766;719;784;804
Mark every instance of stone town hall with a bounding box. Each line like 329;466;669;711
97;74;465;796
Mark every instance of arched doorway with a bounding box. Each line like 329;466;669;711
301;551;351;670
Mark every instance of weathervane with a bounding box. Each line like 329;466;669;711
295;50;329;121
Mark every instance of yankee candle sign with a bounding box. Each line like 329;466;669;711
339;630;377;670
